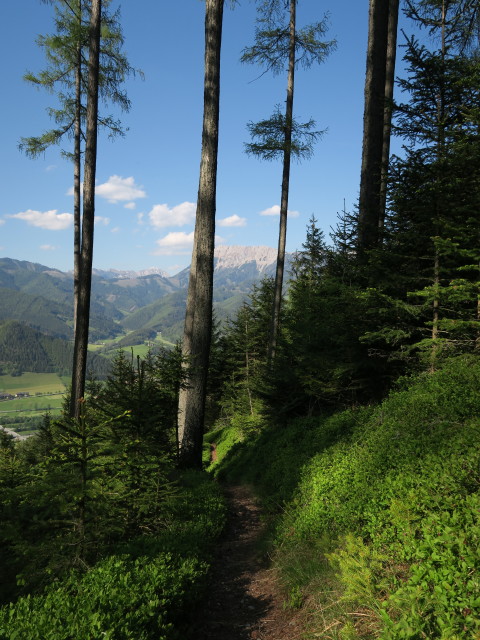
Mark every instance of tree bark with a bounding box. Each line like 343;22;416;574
358;0;390;256
267;0;296;367
177;0;224;468
73;5;82;336
378;0;399;232
70;0;101;418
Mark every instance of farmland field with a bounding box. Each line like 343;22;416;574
0;395;64;414
0;372;66;395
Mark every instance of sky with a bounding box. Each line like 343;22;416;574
0;1;414;275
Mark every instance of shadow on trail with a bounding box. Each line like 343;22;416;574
193;485;274;640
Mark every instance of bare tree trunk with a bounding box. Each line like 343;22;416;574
73;14;82;337
431;246;440;371
267;0;296;367
70;0;101;418
177;0;224;468
378;0;399;232
358;0;390;256
476;262;480;351
245;317;254;416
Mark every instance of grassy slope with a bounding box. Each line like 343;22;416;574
0;373;66;394
209;355;480;639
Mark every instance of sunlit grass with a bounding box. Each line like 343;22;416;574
0;372;66;394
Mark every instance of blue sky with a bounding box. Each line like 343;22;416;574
1;1;411;275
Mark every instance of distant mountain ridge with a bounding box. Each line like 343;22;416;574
0;247;290;344
91;267;170;280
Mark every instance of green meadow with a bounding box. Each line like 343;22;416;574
0;395;64;415
0;372;66;395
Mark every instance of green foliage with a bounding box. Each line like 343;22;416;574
0;349;186;599
216;277;274;421
215;355;480;638
245;107;323;161
0;553;207;640
241;3;335;74
20;0;134;159
0;321;111;378
0;470;225;639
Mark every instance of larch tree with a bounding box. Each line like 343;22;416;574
177;0;225;468
20;0;133;418
70;0;101;418
242;0;335;366
358;0;399;255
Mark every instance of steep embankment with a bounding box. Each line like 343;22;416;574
209;355;480;639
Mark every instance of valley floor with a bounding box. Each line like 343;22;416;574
195;485;304;640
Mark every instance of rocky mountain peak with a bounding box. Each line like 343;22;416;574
214;245;278;272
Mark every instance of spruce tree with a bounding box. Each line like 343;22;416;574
241;0;335;366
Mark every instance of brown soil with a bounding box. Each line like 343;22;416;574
194;484;304;640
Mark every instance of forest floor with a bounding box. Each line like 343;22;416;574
194;484;306;640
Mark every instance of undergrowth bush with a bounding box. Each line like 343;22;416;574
0;471;225;640
0;553;207;640
213;355;480;638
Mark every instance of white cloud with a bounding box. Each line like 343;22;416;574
45;165;56;172
94;216;110;226
0;219;5;226
40;244;56;251
67;176;147;203
137;212;144;225
8;209;73;230
149;202;196;229
153;231;224;255
96;175;146;203
259;204;300;218
218;214;247;227
111;226;120;233
153;231;194;255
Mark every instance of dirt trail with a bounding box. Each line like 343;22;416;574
194;484;304;640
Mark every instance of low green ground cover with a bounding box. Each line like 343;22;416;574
0;471;225;640
210;355;480;639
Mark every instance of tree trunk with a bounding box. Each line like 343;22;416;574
267;0;296;367
358;0;390;256
70;0;101;419
431;245;440;371
73;11;82;337
177;0;224;468
378;0;399;232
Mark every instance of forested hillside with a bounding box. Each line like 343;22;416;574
0;321;111;377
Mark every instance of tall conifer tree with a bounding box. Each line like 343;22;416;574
177;0;224;468
20;0;133;416
242;0;334;365
358;0;399;255
70;0;102;417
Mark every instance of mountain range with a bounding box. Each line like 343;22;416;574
0;246;290;348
